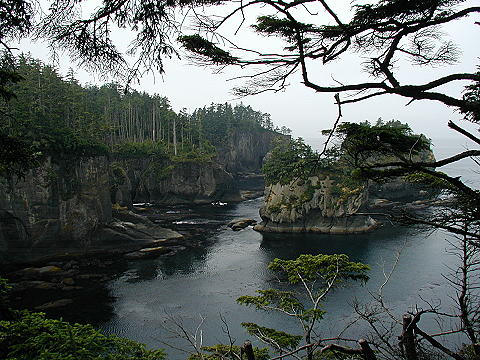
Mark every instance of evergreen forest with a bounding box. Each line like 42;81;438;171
0;54;290;176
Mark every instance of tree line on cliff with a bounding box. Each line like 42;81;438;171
0;54;290;176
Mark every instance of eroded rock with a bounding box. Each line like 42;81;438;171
35;298;73;310
124;246;172;259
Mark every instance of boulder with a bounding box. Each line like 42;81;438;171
12;281;59;291
62;277;75;286
124;246;172;259
228;218;258;231
35;298;73;310
227;218;257;228
15;266;63;278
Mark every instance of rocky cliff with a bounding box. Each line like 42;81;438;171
0;156;188;264
111;129;285;206
1;128;280;262
111;158;241;206
217;129;286;174
0;156;112;263
254;176;378;234
255;131;436;234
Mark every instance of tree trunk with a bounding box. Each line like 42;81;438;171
241;340;255;360
401;315;417;360
358;339;377;360
173;116;177;155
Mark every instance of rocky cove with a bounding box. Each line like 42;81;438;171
0;123;440;268
0;130;472;360
0;133;442;327
0;128;280;265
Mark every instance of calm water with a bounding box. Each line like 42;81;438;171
99;199;463;357
98;137;477;358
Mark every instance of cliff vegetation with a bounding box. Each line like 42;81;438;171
257;120;433;233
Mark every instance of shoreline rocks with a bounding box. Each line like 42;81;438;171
254;215;379;234
227;218;257;231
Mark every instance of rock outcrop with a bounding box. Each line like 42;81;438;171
112;130;285;205
254;176;378;234
0;157;183;264
0;128;281;262
0;156;112;263
217;129;283;174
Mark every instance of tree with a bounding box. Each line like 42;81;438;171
177;0;480;238
237;254;370;360
178;2;480;356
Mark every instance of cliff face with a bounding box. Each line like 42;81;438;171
217;129;286;174
112;129;284;205
0;157;112;262
0;129;281;262
112;158;241;206
254;176;378;234
256;148;437;234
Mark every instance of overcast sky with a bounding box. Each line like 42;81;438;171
17;0;480;150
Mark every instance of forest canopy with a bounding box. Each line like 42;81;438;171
0;54;289;176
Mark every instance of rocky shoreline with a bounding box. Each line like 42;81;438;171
254;214;379;234
2;200;261;318
254;196;446;234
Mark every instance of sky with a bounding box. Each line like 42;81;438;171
17;0;480;148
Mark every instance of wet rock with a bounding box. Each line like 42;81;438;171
97;221;183;248
12;281;59;291
124;246;172;260
63;260;79;270
228;218;257;227
231;221;249;231
228;218;257;231
61;286;83;291
240;190;264;200
15;266;63;278
76;274;106;280
254;215;380;234
62;278;75;286
112;209;153;225
35;299;73;310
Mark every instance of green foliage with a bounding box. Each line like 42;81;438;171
462;68;480;123
178;35;238;65
404;171;452;190
238;254;369;356
253;16;317;44
110;141;169;159
0;311;165;360
0;52;24;101
1;55;283;175
352;0;464;25
0;277;11;310
262;138;318;185
241;323;302;350
37;127;110;157
190;102;275;147
268;254;370;285
0;132;41;177
238;289;309;318
336;120;431;168
188;344;269;360
171;141;216;163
